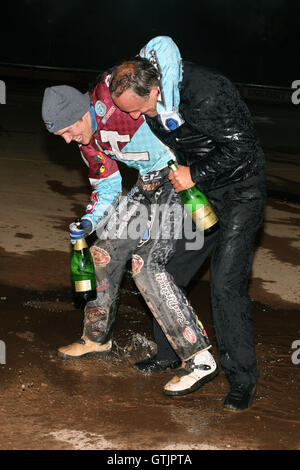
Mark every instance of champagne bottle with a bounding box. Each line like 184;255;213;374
71;222;97;308
168;160;219;234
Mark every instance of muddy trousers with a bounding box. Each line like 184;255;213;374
153;228;219;362
83;168;210;360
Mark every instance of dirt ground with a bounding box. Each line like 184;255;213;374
0;77;299;452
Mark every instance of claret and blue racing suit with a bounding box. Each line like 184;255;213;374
76;48;211;360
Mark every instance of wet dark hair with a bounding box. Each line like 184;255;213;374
109;56;160;99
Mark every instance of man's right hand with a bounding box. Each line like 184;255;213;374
168;165;196;193
69;219;92;244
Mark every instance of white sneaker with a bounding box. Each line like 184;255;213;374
163;349;218;396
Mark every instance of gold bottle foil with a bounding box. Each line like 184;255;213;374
74;238;88;250
192;203;219;230
75;279;92;292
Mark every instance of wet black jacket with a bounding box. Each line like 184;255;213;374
146;61;265;194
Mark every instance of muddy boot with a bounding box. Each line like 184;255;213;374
163;349;218;396
57;336;112;360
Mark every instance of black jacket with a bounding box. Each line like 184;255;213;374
146;61;265;194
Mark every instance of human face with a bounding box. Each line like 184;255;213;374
54;111;93;145
113;87;159;120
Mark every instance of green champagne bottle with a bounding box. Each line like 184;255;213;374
71;225;97;308
168;160;219;234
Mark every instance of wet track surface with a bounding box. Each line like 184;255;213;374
0;273;299;450
0;78;299;450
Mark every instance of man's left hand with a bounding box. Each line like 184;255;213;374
168;165;195;192
69;218;92;244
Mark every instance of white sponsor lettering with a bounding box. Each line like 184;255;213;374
155;272;186;326
100;130;149;161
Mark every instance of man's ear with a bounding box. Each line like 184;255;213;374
150;86;159;99
83;110;90;120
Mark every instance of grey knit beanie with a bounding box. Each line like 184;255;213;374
42;85;91;132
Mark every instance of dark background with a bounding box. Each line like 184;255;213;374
1;0;299;86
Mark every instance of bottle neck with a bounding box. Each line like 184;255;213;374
74;239;88;250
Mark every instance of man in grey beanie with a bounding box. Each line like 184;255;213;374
42;85;92;144
41;77;220;399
